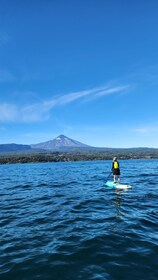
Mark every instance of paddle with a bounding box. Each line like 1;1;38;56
105;171;112;183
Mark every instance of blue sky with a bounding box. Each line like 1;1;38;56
1;0;158;148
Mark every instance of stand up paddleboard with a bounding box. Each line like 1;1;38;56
105;181;132;189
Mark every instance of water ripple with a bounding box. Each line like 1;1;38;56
0;160;158;279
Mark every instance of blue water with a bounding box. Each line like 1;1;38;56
0;159;158;280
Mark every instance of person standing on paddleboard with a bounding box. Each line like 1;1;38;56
112;157;120;183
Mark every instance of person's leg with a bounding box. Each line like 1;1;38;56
118;176;120;183
114;175;116;183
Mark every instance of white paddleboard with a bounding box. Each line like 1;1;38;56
105;181;132;189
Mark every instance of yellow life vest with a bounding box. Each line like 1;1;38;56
114;161;119;169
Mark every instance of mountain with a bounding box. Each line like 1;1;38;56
0;135;90;153
0;143;32;153
1;135;158;155
31;135;90;150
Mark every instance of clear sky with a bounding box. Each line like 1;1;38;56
1;0;158;148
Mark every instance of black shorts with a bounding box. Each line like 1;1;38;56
113;168;120;175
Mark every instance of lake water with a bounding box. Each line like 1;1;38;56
0;159;158;280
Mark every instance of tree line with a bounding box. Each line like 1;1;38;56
0;149;158;164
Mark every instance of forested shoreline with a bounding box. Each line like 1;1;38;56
0;149;158;164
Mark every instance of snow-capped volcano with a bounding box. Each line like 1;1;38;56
31;135;90;150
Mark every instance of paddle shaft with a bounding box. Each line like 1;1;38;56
105;171;112;183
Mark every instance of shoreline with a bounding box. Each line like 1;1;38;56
0;151;157;165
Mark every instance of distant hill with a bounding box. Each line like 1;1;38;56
0;143;32;153
31;134;90;150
